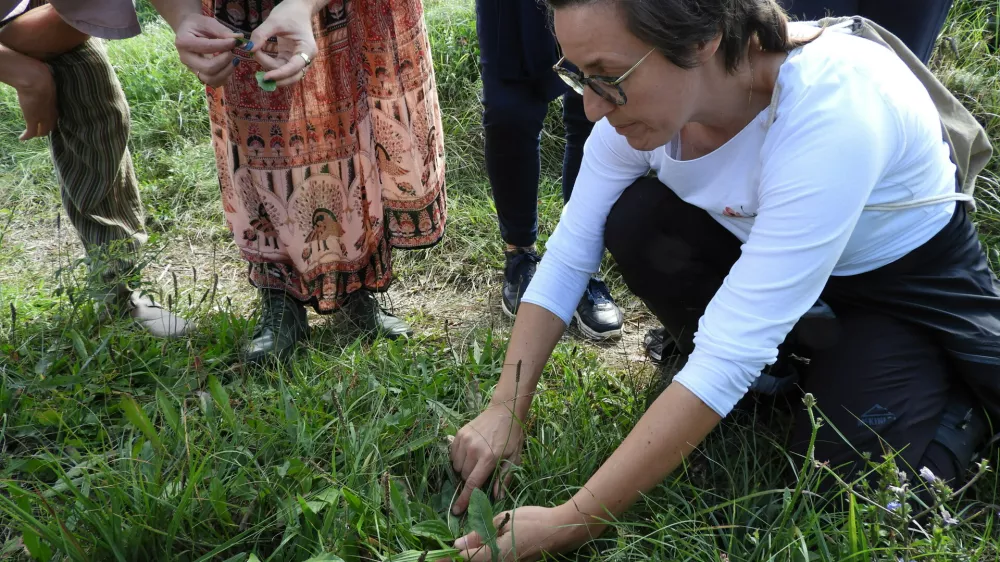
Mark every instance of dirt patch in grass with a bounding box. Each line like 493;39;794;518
1;210;660;381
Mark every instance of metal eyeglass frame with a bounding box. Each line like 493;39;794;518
552;48;656;106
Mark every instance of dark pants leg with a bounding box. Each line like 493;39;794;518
604;178;742;354
476;0;568;248
779;0;953;64
789;308;964;484
477;0;595;246
818;203;1000;420
561;91;594;202
479;71;548;248
605;178;991;485
479;85;593;247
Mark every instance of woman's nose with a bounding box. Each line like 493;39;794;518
582;88;614;122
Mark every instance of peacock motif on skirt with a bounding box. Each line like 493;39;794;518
302;208;345;261
375;143;409;181
248;203;280;249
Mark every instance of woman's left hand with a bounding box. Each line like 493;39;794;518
249;0;320;88
451;504;598;561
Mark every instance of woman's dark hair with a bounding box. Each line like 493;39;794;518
546;0;812;73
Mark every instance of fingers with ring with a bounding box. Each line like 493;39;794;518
297;52;312;67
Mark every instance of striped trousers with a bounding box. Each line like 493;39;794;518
48;38;145;281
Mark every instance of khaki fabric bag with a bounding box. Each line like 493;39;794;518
767;16;994;212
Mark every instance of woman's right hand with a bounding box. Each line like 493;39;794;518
450;404;525;516
173;13;241;87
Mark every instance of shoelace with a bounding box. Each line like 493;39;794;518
506;251;540;284
584;278;613;305
258;290;304;331
348;290;397;320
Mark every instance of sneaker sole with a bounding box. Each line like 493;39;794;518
504;298;623;342
501;297;517;320
572;310;623;341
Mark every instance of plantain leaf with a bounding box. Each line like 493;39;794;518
389;478;412;524
410;518;453;541
466;488;498;562
255;71;277;92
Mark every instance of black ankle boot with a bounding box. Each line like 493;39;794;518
241;289;309;365
343;290;412;339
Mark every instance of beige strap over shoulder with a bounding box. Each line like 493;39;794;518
766;16;994;213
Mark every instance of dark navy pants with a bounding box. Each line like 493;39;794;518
779;0;954;64
476;0;595;248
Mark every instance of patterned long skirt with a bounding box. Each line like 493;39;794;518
204;0;447;313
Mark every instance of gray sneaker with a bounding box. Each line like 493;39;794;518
573;278;623;341
98;284;192;338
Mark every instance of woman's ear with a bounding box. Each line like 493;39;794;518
696;34;723;65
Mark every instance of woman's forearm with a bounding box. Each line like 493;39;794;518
148;0;202;30
490;303;566;420
562;382;721;530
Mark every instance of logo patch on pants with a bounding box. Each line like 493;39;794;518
858;404;897;428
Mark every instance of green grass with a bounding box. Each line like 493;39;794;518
1;1;999;560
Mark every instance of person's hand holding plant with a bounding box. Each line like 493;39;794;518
172;13;242;87
450;403;525;516
450;504;600;561
247;0;323;88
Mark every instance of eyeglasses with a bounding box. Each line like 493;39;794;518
552;48;655;106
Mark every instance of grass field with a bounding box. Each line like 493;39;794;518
0;1;999;560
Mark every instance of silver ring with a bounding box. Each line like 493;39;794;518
297;52;312;66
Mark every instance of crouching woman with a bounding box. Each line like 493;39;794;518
446;0;999;559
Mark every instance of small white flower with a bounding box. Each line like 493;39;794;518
889;485;905;495
941;508;959;526
919;467;937;483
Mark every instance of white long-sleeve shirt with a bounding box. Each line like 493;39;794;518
521;22;958;418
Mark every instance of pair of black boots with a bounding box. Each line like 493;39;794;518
241;288;411;365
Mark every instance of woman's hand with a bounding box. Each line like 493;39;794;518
173;13;241;87
14;58;57;140
452;504;598;561
450;404;525;515
248;0;320;87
